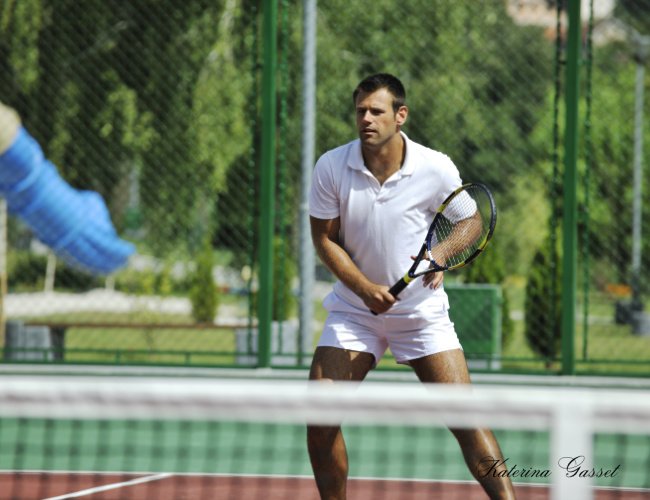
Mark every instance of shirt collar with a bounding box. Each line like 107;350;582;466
347;131;415;177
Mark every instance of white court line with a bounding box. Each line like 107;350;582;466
8;470;650;497
42;472;172;500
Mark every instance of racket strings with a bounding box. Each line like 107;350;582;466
428;186;493;268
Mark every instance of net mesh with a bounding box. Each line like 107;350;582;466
0;377;648;500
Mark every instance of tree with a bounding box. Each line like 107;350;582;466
189;241;219;323
0;0;42;105
615;0;650;36
524;238;562;366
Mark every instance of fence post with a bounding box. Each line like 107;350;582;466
258;0;278;368
299;0;317;366
561;0;581;375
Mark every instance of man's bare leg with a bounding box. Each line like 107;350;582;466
307;346;375;500
409;349;517;500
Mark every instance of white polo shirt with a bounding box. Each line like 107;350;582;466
310;132;463;314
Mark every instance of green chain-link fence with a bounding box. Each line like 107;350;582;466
1;0;648;375
575;0;650;374
1;0;262;366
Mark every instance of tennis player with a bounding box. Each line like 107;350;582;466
307;73;516;499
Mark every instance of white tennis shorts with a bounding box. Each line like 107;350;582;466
317;294;462;365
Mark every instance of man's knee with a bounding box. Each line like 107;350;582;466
410;348;471;384
309;346;374;381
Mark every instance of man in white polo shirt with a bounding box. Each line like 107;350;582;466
307;74;515;500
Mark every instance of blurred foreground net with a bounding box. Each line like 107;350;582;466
0;378;648;500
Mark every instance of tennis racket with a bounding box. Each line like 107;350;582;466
372;182;496;314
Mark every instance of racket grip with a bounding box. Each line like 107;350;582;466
370;278;409;315
388;278;409;297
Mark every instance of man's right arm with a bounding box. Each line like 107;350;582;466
310;215;396;314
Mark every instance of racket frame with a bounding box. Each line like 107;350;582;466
387;182;497;298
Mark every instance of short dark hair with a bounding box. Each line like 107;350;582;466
352;73;406;112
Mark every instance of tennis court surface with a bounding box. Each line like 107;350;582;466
0;375;648;500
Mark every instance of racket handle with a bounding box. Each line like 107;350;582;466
388;278;409;297
370;278;409;315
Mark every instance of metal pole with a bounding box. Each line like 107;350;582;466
631;35;647;319
258;0;278;368
298;0;317;366
561;0;581;375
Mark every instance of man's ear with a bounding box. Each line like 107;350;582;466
396;105;408;127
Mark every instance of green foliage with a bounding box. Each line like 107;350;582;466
251;237;297;322
7;251;102;292
189;243;219;323
582;44;643;284
0;0;554;266
191;2;252;198
524;238;562;364
114;268;156;296
113;260;186;296
496;175;551;277
54;261;103;291
1;0;237;258
4;1;647;332
313;1;551;193
272;237;296;322
615;0;650;36
6;252;46;291
156;261;174;297
0;0;42;95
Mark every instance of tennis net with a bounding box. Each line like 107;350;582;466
0;376;648;500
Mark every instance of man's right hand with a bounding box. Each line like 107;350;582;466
310;216;398;314
359;283;396;315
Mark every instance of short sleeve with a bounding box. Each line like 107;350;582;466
429;154;463;213
444;190;478;223
309;153;340;219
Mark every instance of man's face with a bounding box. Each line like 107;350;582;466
355;87;407;148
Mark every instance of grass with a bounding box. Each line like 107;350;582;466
328;280;650;376
4;283;649;375
64;327;239;365
5;308;246;366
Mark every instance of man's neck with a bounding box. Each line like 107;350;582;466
362;133;405;185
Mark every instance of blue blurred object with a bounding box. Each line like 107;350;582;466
0;127;135;275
